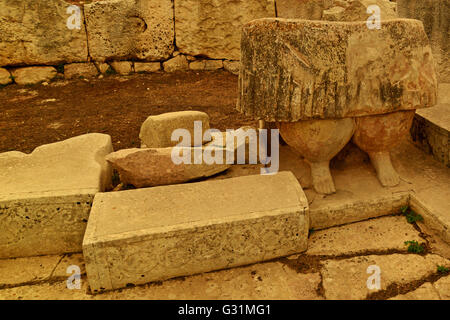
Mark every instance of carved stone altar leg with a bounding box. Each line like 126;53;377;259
278;118;355;195
352;110;416;187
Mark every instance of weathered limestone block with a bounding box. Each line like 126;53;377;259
0;134;113;258
85;0;174;62
83;171;309;292
277;0;333;19
162;55;189;72
64;63;99;79
0;0;88;66
223;60;240;75
175;0;276;60
139;111;210;148
11;67;57;85
397;0;450;82
134;62;161;73
0;68;12;85
323;0;398;21
109;61;133;75
95;62;110;74
238;19;438;121
189;60;224;71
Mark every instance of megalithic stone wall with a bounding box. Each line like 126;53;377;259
397;0;450;83
0;0;275;67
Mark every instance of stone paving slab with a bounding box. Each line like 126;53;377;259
0;134;113;258
307;216;422;256
0;261;322;300
83;171;309;292
320;254;450;300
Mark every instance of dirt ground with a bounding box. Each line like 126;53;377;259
0;70;255;154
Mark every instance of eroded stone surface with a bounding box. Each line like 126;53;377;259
175;0;275;60
134;62;161;73
109;61;133;75
189;60;223;71
223;60;240;75
0;134;113;258
11;67;57;85
64;63;99;79
238;18;438;121
0;68;12;85
321;254;450;300
139;111;210;148
277;0;333;19
0;0;88;66
83;172;309;291
397;0;450;83
307;216;422;256
323;0;398;21
85;0;174;62
162;55;189;72
389;282;441;300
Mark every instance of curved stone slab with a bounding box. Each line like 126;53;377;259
237;18;438;121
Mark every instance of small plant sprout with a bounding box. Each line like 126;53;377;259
404;240;425;254
401;206;424;224
437;265;449;274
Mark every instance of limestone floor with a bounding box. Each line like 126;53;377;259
0;213;449;300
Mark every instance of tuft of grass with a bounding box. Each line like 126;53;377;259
401;206;423;224
404;240;425;254
437;265;449;274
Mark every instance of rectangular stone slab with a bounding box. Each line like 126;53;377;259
238;18;438;121
0;134;113;258
83;171;309;292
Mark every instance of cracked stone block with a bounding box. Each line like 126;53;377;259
83;171;309;292
85;0;174;62
238;19;438;121
175;0;276;60
0;0;88;66
0;134;114;259
307;216;422;256
321;254;450;300
397;0;450;83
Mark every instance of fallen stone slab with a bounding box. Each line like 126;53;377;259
84;0;174;62
0;134;113;258
307;216;422;256
0;0;88;66
83;171;309;292
139;111;210;148
11;67;57;86
321;254;450;300
238;18;438;121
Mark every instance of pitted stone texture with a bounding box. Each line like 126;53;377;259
11;67;57;85
0;68;12;85
321;254;450;300
139;111;210;148
397;0;450;82
238;18;438;121
85;0;174;62
175;0;276;60
0;134;113;258
277;0;333;19
64;63;99;79
0;0;88;66
307;216;422;256
323;0;398;21
83;172;309;291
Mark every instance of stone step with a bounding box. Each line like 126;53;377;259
0;134;113;258
83;171;309;292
